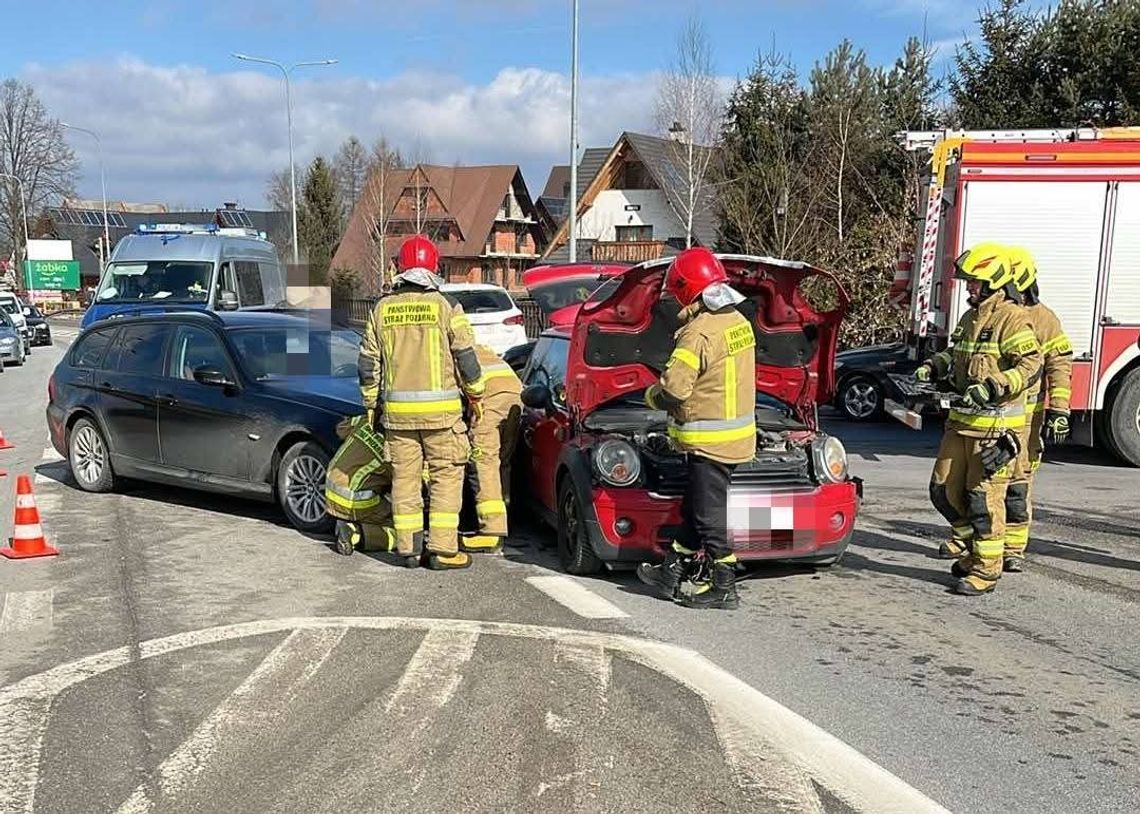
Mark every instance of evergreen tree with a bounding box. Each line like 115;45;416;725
298;156;342;284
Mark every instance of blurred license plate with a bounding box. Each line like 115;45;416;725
728;487;795;532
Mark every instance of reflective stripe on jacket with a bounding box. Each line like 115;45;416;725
645;303;758;465
358;288;485;430
1022;302;1073;414
474;344;523;412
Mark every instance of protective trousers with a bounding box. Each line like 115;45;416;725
677;455;735;561
1004;409;1044;561
389;424;469;556
930;429;1012;587
465;403;521;537
324;417;395;552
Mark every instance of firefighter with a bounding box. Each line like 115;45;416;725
461;344;523;554
636;248;757;611
358;235;485;570
326;413;395;556
916;243;1043;596
1002;246;1073;571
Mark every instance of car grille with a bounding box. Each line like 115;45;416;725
647;451;813;496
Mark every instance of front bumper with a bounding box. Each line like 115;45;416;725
0;343;21;363
587;479;861;563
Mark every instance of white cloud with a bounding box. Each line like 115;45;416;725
23;57;658;209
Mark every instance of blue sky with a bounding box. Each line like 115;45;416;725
2;0;1009;208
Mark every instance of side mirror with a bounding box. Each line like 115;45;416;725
193;365;236;388
520;383;552;412
217;290;239;311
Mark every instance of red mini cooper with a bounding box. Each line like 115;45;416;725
515;254;862;575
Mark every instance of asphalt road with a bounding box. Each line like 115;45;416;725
1;334;1138;813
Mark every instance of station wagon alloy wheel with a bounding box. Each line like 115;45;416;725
72;425;106;486
284;453;328;526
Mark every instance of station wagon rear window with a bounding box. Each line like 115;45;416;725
449;290;514;314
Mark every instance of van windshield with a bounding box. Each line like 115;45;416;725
96;261;214;304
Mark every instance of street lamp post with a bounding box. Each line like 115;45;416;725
60;123;109;271
568;0;580;263
233;53;338;266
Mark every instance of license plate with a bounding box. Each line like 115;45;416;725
728;487;796;532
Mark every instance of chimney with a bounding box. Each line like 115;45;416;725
223;201;238;210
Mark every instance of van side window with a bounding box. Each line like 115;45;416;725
259;261;285;306
216;263;237;299
234;261;266;307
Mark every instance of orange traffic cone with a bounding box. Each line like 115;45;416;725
1;475;59;559
0;427;13;450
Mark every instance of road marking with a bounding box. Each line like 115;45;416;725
116;626;346;813
385;628;478;716
0;617;951;814
0;590;54;634
525;575;630;619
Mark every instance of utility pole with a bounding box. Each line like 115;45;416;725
233;53;338;266
568;0;580;263
60;123;109;273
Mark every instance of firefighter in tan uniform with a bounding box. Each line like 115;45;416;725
326;413;395;555
358;235;485;570
636;248;757;611
1002;247;1074;571
461;344;523;554
916;244;1043;595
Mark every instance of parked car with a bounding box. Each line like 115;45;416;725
47;310;363;533
82;223;287;329
522;263;628;328
0;291;32;355
0;307;26;369
23;304;52;346
832;343;920;421
514;254;862;575
440;283;527;355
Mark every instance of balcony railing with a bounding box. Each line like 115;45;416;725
591;240;668;263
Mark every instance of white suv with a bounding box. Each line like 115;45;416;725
440;283;528;355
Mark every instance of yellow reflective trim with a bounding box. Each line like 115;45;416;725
1030;460;1042;472
393;513;423;531
450;313;472;332
1050;387;1071;400
429;327;442;391
325;490;381;511
954;340;1000;355
948;409;1028;429
385;398;463;414
381;301;440;326
429;512;460;529
724;323;756;355
1005;526;1030;544
724;354;737;421
1043;334;1073;354
974;538;1005;557
1005;369;1023;394
668;347;700;371
1000;329;1037;352
714;553;738;564
668;423;756;444
476;499;507;517
484;368;517;381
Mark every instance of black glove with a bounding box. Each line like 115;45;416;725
980;430;1022;478
962;381;994;411
1043;410;1070;445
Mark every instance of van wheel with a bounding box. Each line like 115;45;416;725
69;418;115;492
1108;369;1140;467
277;441;335;534
557;477;602;575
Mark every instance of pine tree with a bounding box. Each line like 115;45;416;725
298;156;342;285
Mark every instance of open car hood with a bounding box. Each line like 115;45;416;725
566;254;849;425
522;263;629;329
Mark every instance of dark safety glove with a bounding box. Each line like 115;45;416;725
962;381;994;411
1043;410;1070;445
980;430;1022;478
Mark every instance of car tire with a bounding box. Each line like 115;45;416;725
557;476;603;575
69;417;115;493
277;440;335;534
838;375;883;422
1107;369;1140;467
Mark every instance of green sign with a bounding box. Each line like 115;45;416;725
24;260;80;290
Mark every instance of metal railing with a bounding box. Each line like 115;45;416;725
591;240;668;264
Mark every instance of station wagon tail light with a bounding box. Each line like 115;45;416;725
503;314;524;326
47;373;56;405
812;436;848;483
593;438;641;486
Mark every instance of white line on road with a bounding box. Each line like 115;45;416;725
0;590;54;634
0;617;951;814
385;628;479;716
40;448;63;463
525;575;630;619
116;626;346;813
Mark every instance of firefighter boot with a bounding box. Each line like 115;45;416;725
637;542;697;600
461;534;503;554
427;551;472;570
335;521;361;556
938;525;973;559
954;537;1002;596
681;558;740;611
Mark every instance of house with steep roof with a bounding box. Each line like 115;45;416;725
331;164;548;294
541;132;719;265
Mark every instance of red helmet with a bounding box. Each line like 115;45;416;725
397;235;440;273
665;247;727;306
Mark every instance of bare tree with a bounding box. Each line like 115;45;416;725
265;167;292;212
332;136;369;224
362;140;404;290
0;79;78;265
654;14;724;248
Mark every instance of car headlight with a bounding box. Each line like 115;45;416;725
0;337;16;347
593;438;641;486
812;435;849;483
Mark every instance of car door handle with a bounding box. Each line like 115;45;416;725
155;393;178;407
98;381;123;394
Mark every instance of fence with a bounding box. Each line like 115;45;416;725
339;296;549;340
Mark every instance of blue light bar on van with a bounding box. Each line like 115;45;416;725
135;223;219;235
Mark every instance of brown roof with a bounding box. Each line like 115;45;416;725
332;163;529;275
541;165;570;199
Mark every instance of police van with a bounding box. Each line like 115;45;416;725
81;224;288;329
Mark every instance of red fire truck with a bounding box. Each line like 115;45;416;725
889;128;1140;466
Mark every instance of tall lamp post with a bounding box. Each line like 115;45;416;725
60;123;110;271
0;173;31;288
233;53;338;266
568;0;580;263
